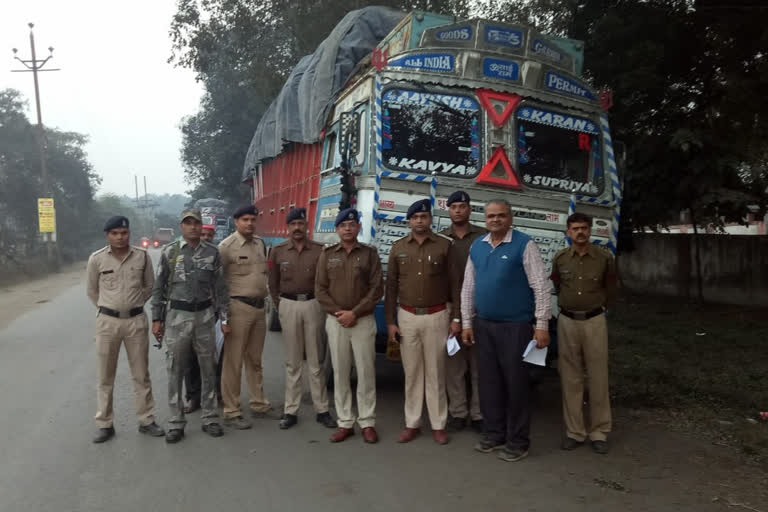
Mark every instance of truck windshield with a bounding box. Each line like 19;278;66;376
382;88;480;178
517;106;602;195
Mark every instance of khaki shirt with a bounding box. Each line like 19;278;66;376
315;241;383;317
384;232;459;324
551;244;617;311
218;231;268;299
87;245;153;311
268;238;324;304
440;222;487;314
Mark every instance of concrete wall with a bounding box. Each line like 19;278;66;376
618;234;768;306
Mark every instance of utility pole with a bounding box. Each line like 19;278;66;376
134;175;158;237
11;23;60;268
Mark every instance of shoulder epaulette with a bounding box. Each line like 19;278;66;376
435;232;453;243
553;247;569;261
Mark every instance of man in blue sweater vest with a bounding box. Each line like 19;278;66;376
460;199;552;462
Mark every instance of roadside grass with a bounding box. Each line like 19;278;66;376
608;294;768;464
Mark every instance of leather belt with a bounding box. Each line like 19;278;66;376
170;299;212;312
99;306;144;319
232;296;265;309
280;292;315;301
560;307;605;321
400;303;447;315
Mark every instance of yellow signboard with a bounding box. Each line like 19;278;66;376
38;198;56;233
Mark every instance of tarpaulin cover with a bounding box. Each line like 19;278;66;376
242;6;406;180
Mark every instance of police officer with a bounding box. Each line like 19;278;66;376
268;207;336;430
87;216;165;443
551;212;617;455
386;199;460;446
219;205;274;430
315;208;383;444
183;224;217;414
440;191;487;433
151;209;228;442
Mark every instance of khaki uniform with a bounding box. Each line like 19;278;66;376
151;239;228;429
87;245;157;429
551;244;617;442
385;232;459;430
315;242;383;429
218;231;270;418
440;223;487;422
268;238;328;416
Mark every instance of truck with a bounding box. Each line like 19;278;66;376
242;8;623;352
194;198;233;244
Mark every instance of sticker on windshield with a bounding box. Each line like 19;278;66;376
518;107;598;134
382;88;480;178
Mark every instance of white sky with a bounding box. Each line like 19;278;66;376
0;0;203;196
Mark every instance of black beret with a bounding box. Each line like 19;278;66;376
406;199;432;220
446;190;471;206
335;208;359;227
104;215;129;232
233;205;259;219
286;207;307;224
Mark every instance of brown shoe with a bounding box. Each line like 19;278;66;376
362;427;378;444
432;429;449;445
397;427;421;443
330;427;355;443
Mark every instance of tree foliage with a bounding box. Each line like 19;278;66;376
0;89;100;265
171;0;768;230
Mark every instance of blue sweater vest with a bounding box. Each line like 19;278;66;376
469;230;534;323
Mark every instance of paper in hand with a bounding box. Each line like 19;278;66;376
522;339;547;366
446;335;461;357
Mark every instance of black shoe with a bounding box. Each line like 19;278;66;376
165;429;184;443
93;427;115;444
561;437;584;451
497;447;529;462
202;423;224;437
447;416;467;432
470;419;484;433
591;440;609;454
138;422;165;437
279;414;298;429
316;412;337;429
474;437;505;453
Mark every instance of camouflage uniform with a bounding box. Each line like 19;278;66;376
151;239;229;430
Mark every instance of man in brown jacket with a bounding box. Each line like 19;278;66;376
315;208;383;444
268;207;336;430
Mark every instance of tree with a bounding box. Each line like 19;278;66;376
170;0;470;204
0;88;100;267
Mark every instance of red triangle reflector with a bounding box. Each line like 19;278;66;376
476;146;522;189
476;89;522;127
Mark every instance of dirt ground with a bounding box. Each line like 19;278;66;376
0;261;87;330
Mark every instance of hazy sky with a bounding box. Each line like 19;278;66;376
0;0;203;197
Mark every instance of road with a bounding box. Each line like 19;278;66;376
0;248;764;512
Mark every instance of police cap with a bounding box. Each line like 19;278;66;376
446;190;470;206
233;205;259;219
103;215;129;232
406;199;432;220
335;208;359;227
286;207;307;224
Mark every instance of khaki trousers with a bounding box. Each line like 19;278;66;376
222;299;269;418
398;307;449;429
558;313;612;442
94;312;155;428
279;298;329;415
325;314;376;429
446;343;482;421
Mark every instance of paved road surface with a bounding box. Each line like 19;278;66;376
0;248;762;512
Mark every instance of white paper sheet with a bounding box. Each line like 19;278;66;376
215;320;225;362
522;339;547;366
446;335;461;356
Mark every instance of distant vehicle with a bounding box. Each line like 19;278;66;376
152;228;175;247
140;237;150;249
195;198;233;244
